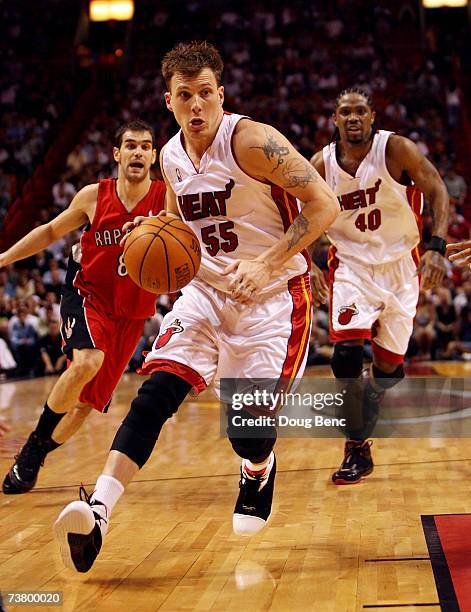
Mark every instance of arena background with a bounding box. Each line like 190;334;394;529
1;2;471;611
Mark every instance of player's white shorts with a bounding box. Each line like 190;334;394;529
329;249;419;363
140;275;312;397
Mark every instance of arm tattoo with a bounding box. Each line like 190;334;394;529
286;212;310;250
281;158;319;188
251;130;289;171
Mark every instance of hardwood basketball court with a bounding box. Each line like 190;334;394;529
1;364;470;611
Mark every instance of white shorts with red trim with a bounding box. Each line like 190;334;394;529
329;252;419;359
141;275;312;396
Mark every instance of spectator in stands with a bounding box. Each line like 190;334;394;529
447;204;470;242
36;320;66;376
445;82;461;129
409;291;437;361
37;303;58;338
14;270;35;300
43;259;66;297
442;307;471;360
453;279;471;315
0;320;16;379
444;166;467;210
9;305;38;376
52;174;77;211
34;250;53;276
434;288;457;358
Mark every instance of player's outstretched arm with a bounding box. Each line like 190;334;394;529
388;135;449;290
0;184;96;269
225;120;339;300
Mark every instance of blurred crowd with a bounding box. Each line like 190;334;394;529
1;0;470;378
0;1;81;224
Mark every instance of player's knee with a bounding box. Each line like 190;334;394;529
111;372;191;468
372;363;404;390
70;350;104;381
70;404;93;421
227;408;277;463
331;342;364;379
229;436;276;463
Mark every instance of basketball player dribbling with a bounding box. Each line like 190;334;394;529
0;120;165;494
310;88;449;484
53;41;340;573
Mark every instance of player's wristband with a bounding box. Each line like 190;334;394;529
425;236;447;256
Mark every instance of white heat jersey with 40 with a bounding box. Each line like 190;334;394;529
323;130;422;265
162;112;309;295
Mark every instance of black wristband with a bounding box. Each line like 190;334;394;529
426;236;446;256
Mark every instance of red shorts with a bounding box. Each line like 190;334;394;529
60;288;145;412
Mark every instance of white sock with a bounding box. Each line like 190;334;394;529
90;474;124;521
244;451;274;476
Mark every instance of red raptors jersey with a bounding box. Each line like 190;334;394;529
66;179;166;318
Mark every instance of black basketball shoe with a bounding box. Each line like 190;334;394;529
54;486;108;573
2;432;54;494
331;439;374;485
233;453;276;536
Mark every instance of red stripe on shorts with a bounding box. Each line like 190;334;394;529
372;341;404;365
138;358;207;394
277;273;312;393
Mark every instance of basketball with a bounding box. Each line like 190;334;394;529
123;217;201;294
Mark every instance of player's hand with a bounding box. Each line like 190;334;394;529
446;240;471;267
419;250;446;290
156;210;180;219
310;263;329;308
0;421;11;438
120;216;148;247
223;259;272;303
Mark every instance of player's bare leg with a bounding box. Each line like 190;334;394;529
47;348;104;412
2;348;104;494
52;403;93;444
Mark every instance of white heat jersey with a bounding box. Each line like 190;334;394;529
162;112;309;295
323;130;422;265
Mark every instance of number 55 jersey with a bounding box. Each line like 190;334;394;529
162;112;310;296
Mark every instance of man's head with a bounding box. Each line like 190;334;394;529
162;42;224;138
17;306;27;322
333;88;375;145
113;120;157;182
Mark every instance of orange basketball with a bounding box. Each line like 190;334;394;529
123;217;201;294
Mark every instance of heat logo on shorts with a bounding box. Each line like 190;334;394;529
155;318;184;349
338;303;359;325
